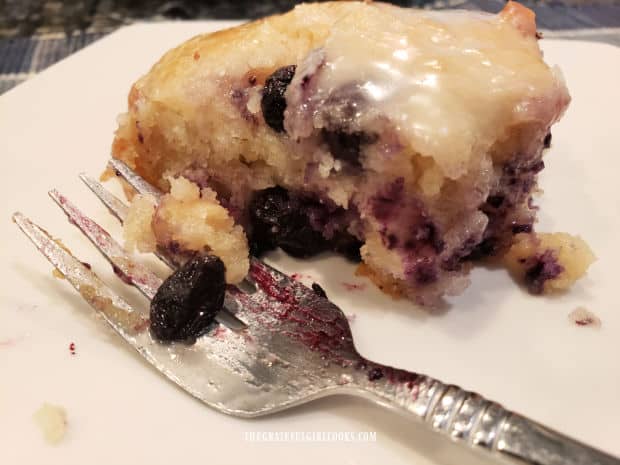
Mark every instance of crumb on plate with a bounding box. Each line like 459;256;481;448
33;403;67;445
503;232;595;294
569;306;601;328
52;268;65;280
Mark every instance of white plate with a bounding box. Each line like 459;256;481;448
1;21;619;465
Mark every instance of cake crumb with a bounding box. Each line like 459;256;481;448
355;263;404;299
33;403;67;445
569;307;601;328
52;269;65;280
503;233;595;294
68;342;76;355
124;176;249;284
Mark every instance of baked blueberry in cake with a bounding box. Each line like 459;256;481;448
113;1;594;305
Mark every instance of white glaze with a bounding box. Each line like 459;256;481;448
287;3;569;180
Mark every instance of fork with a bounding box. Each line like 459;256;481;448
12;159;618;465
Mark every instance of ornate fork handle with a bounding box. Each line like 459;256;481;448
346;368;618;465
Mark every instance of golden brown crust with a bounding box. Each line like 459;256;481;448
355;263;406;300
111;2;364;187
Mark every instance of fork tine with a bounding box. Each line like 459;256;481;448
49;189;162;300
78;174;249;329
105;160;309;311
108;158;161;197
12;212;149;337
78;174;178;270
79;173;129;222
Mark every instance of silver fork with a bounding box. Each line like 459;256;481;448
12;159;618;465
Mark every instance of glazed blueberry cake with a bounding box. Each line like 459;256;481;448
113;1;594;306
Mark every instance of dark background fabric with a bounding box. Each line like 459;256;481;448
1;0;619;95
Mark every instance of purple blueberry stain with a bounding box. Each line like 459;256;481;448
523;249;564;294
473;156;545;260
368;367;384;381
413;261;438;285
441;236;479;271
370;178;405;222
112;264;133;285
230;87;257;124
370;178;445;287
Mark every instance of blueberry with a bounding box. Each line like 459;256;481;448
248;186;291;256
543;132;552;148
331;232;363;262
248;187;362;260
316;83;378;165
322;82;367;128
512;223;533;234
261;65;296;133
467;237;499;260
150;254;226;342
321;129;377;166
311;283;327;298
278;226;330;258
248;187;329;258
486;195;505;208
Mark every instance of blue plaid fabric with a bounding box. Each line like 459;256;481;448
1;0;619;95
0;31;108;94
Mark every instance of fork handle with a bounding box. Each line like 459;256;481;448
348;370;618;465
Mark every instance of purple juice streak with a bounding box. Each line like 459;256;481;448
249;261;297;306
230;87;258;124
370;179;444;285
371;178;405;222
57;193;160;289
238;262;354;363
112;264;133;285
243;263;421;391
474;156;545;259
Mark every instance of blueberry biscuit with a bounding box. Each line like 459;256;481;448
113;1;592;305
